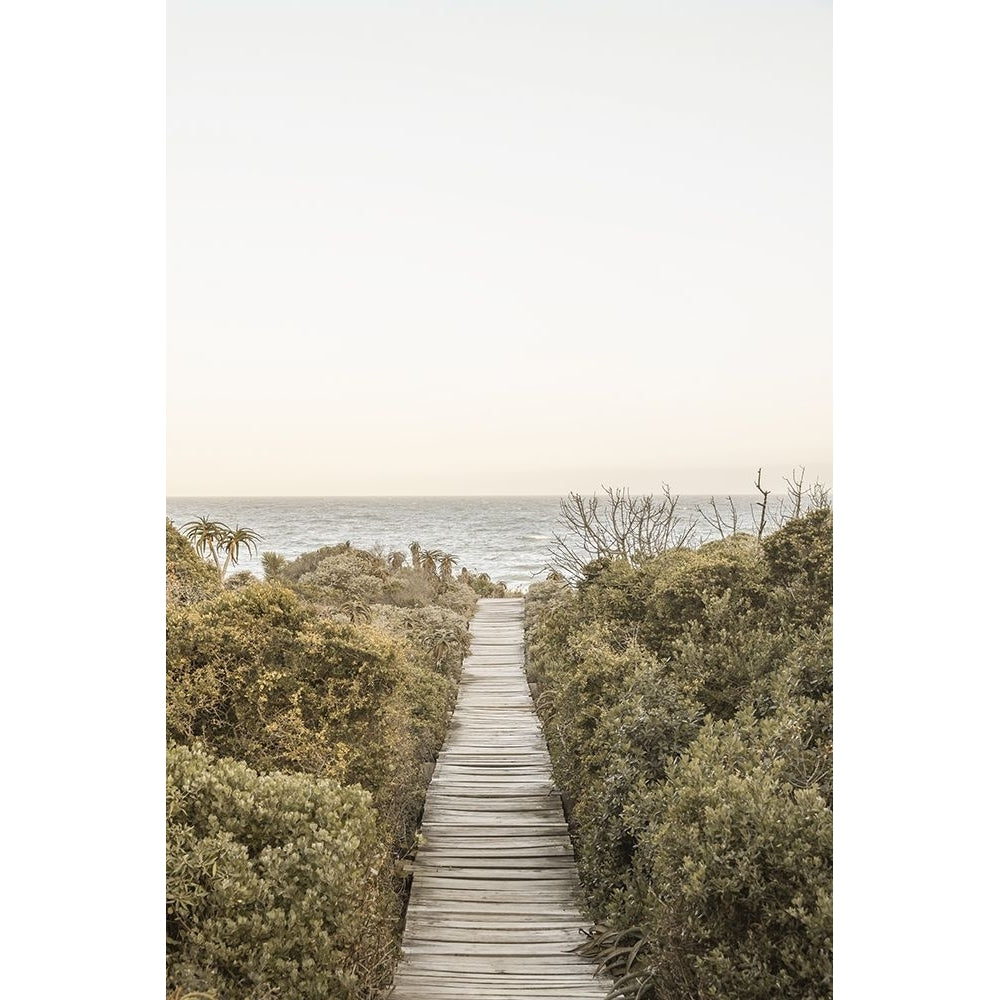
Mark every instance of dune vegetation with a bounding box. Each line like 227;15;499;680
166;471;832;1000
166;522;509;1000
525;486;833;999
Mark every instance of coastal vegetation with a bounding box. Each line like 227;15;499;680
166;468;832;1000
180;517;264;583
166;521;510;999
526;478;833;999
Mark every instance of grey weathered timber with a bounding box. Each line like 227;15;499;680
389;597;610;999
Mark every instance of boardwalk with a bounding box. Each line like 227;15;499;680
389;598;610;999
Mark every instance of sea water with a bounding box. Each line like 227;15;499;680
165;495;768;591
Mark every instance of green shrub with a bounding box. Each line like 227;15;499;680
631;714;832;1000
639;535;770;659
167;743;395;1000
166;583;310;762
398;604;471;681
539;624;639;796
166;583;405;780
763;508;833;628
366;662;458;846
390;664;456;764
666;590;801;720
166;536;482;1000
458;567;514;597
565;653;702;913
298;549;392;604
432;579;480;617
223;569;257;590
261;550;288;581
745;622;833;804
523;577;581;689
576;556;649;631
274;544;355;582
167;520;220;605
378;566;440;608
524;509;834;1000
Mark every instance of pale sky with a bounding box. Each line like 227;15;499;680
167;0;831;496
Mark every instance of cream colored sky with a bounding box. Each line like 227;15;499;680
167;0;831;496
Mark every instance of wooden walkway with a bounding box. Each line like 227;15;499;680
389;598;610;999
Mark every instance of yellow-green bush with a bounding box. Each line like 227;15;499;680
297;549;394;603
542;638;702;911
167;520;220;605
259;538;488;618
166;583;407;778
631;714;832;999
431;578;480;616
525;511;833;999
763;507;833;628
166;527;507;999
373;604;471;682
366;662;458;847
638;534;770;659
167;744;394;1000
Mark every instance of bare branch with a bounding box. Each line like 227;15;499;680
808;477;831;511
545;484;696;580
783;466;806;520
754;468;771;539
697;494;741;539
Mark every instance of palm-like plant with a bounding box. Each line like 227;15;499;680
421;548;443;578
218;525;263;579
409;541;421;570
181;517;226;572
344;598;372;624
429;627;458;668
181;517;262;582
438;553;456;580
261;551;288;581
388;550;407;571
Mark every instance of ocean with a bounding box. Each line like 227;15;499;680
165;495;768;591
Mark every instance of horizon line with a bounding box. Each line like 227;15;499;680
166;491;779;500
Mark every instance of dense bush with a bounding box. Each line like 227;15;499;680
457;567;517;598
165;576;459;832
266;543;355;584
632;715;832;1000
165;525;508;998
638;535;770;660
167;520;220;605
376;604;472;682
167;743;392;1000
525;510;833;999
430;578;481;615
763;507;834;628
298;548;393;603
261;539;488;614
539;633;702;911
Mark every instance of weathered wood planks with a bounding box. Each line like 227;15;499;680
389;598;610;999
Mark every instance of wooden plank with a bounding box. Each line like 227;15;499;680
413;859;577;871
389;598;611;999
415;837;574;849
404;928;587;943
404;901;584;913
391;984;607;998
407;890;583;905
